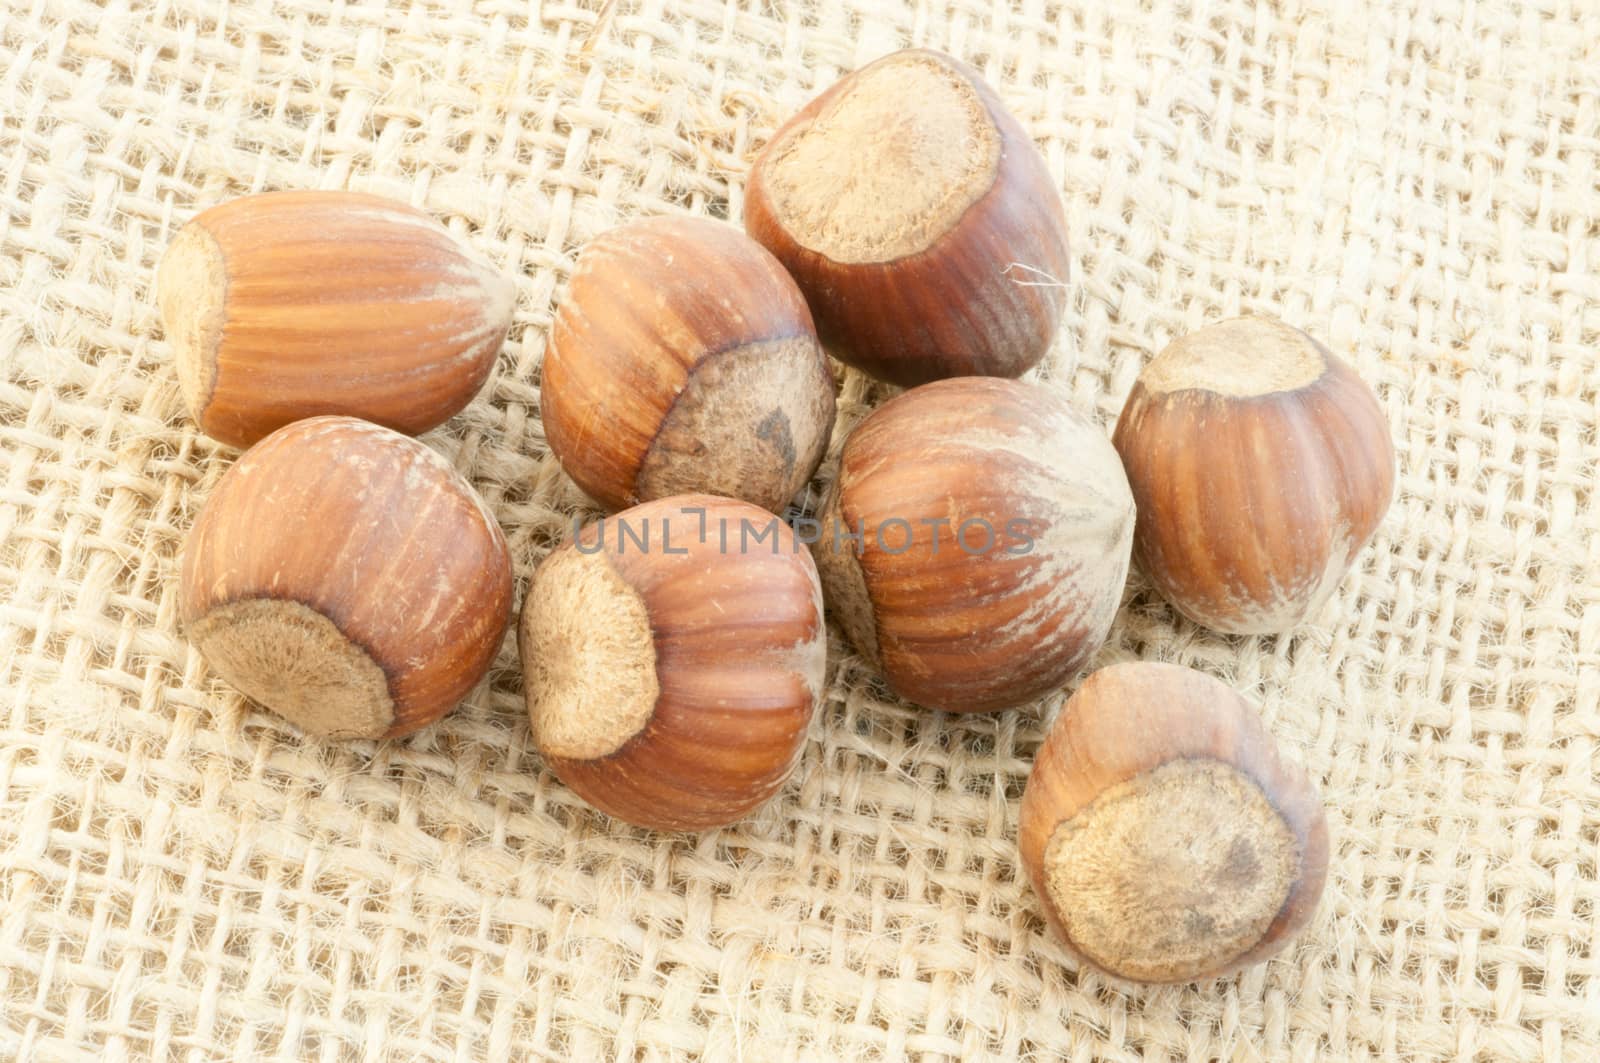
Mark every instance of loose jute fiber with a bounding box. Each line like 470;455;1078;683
2;1;1597;1060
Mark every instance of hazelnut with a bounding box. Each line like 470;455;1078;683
815;377;1134;713
1018;662;1329;983
519;495;826;830
1112;316;1395;634
158;190;515;448
744;49;1070;386
180;416;514;739
540;216;835;514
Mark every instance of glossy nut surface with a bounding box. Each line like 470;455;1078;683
1018;662;1329;984
158;190;515;448
519;495;826;831
1112;316;1395;634
180;416;514;739
814;378;1133;712
745;49;1070;386
541;217;835;513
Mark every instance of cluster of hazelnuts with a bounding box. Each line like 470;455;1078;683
157;50;1395;985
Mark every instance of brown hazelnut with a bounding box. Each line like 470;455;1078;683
1018;662;1329;983
540;216;835;514
1111;316;1395;634
180;416;513;739
744;48;1070;386
815;377;1133;713
157;190;515;449
519;495;826;830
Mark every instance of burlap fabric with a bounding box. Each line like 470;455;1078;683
2;1;1596;1059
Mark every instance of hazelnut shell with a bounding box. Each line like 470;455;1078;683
158;190;515;448
519;495;826;830
179;416;513;739
541;217;835;514
1018;662;1329;983
745;49;1070;386
1112;316;1395;634
814;377;1133;712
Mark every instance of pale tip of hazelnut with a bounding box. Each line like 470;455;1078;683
520;547;659;760
1042;757;1300;984
1138;316;1328;398
157;220;226;424
187;597;395;740
476;260;518;340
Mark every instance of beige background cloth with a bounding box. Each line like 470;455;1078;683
1;0;1596;1059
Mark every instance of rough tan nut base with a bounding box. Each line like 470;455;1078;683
637;337;832;512
520;548;659;760
157;222;225;421
1043;758;1299;984
810;480;882;669
759;53;1001;263
187;598;394;740
1138;316;1328;397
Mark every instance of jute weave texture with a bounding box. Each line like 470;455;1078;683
2;1;1597;1059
